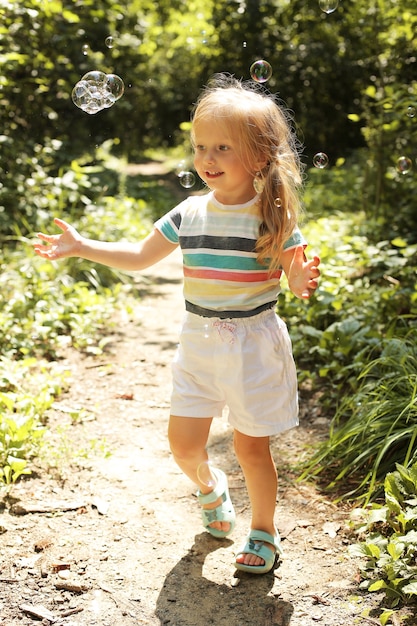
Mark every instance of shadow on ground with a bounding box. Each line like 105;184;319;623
155;532;294;626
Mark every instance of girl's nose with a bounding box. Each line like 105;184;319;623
204;150;215;164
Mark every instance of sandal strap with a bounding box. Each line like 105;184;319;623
248;529;278;548
201;503;235;525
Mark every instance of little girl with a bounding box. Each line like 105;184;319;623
34;74;320;575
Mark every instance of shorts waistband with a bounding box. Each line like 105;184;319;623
184;307;277;329
184;300;276;319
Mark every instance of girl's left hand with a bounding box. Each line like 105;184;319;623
282;246;321;299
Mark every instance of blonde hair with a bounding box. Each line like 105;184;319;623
191;74;303;272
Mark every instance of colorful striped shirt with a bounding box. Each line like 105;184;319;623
155;192;306;318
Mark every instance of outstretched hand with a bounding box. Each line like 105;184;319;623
33;218;82;260
282;245;321;299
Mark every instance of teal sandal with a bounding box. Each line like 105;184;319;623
197;468;235;539
235;529;283;574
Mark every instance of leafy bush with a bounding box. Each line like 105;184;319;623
280;197;417;404
0;248;120;359
299;330;417;502
350;461;417;614
0;357;66;486
0;157;157;485
279;168;417;502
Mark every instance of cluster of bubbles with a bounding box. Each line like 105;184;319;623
250;60;273;83
175;160;196;188
71;71;124;115
319;0;339;14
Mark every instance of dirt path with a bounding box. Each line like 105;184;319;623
0;250;385;625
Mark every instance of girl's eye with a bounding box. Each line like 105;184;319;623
219;145;229;151
195;145;205;151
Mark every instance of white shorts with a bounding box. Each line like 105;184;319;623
170;309;299;437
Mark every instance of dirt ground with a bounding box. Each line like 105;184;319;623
0;248;413;626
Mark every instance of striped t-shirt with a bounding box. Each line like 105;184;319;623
155;192;306;318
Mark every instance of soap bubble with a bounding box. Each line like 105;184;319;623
105;36;114;49
274;197;282;208
72;71;125;115
81;44;89;56
407;105;416;118
396;156;412;174
313;152;329;168
105;74;124;100
81;70;107;85
319;0;339;13
71;80;96;110
179;171;196;188
250;60;272;83
197;461;216;489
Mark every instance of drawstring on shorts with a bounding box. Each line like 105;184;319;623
213;320;237;344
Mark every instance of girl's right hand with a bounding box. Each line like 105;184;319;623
33;218;82;260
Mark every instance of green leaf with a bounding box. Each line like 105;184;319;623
369;579;388;591
379;610;394;626
387;541;404;560
390;237;407;248
368;544;382;559
402;581;417;595
365;85;377;98
367;506;389;524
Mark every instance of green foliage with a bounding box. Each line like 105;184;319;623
299;330;417;501
0;357;65;486
350;461;417;611
279;166;417;502
0;158;154;484
281;170;417;404
0;248;119;359
1;0;416;239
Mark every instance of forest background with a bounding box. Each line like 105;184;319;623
0;0;417;612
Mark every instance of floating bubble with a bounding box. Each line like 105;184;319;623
105;74;124;100
197;461;216;489
250;60;272;83
100;89;117;109
81;44;89;56
407;105;416;118
179;171;196;188
81;70;107;85
313;152;329;169
105;36;114;49
71;80;94;109
274;197;282;208
319;0;339;13
396;156;412;174
72;71;125;115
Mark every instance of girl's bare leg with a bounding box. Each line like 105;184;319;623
233;431;277;567
168;415;231;534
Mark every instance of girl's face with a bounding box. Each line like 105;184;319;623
192;118;256;205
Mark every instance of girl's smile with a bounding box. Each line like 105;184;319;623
204;170;223;178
